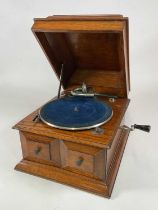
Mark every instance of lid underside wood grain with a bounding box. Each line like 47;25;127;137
32;15;130;98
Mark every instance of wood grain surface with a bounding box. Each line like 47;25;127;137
32;15;129;97
13;98;129;149
15;127;130;198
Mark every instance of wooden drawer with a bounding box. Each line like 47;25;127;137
27;140;50;161
19;131;61;167
67;150;93;174
60;141;106;180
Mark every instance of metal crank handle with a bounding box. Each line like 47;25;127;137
121;124;151;132
131;124;151;132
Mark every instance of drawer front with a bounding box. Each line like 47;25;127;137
60;141;106;180
67;150;94;174
20;131;61;166
27;141;50;161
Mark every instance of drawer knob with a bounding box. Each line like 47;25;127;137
34;146;42;155
76;157;84;166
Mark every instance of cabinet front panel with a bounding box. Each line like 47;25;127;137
19;132;106;180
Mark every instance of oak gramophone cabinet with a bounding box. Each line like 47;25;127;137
13;15;150;198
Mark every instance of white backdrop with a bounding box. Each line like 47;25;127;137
0;1;158;210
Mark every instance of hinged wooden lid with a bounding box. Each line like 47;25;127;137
32;15;130;98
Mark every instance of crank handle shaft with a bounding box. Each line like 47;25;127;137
121;124;151;133
131;124;151;132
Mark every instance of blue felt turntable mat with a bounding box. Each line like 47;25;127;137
39;96;113;130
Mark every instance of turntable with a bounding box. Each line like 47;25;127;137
13;15;151;198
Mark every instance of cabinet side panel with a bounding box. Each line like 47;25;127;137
106;128;122;173
106;128;130;197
